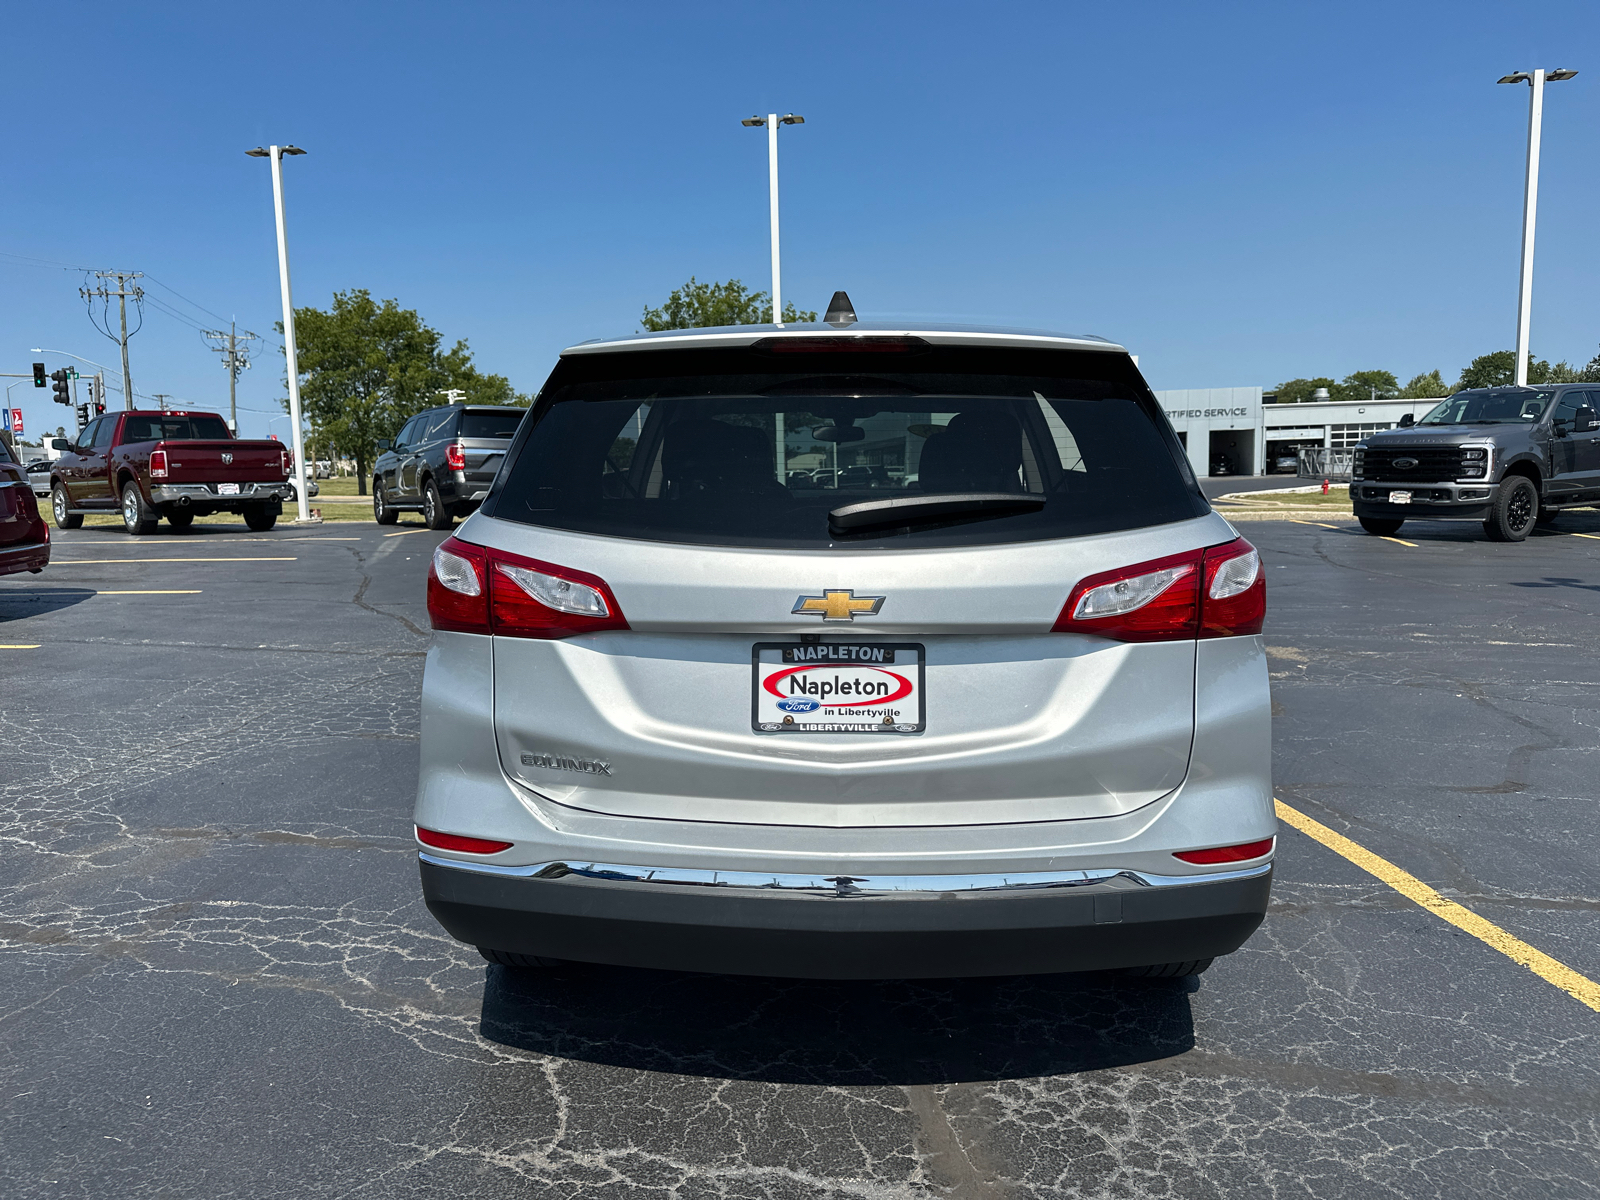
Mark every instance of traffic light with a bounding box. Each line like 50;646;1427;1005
50;369;71;406
32;362;46;388
76;403;90;429
91;376;106;415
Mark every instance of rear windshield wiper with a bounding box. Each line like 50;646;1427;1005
829;492;1046;535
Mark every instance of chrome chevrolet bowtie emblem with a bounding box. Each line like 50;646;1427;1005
221;452;234;465
792;589;885;621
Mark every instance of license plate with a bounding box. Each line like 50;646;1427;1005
752;642;925;734
217;483;241;496
1388;490;1412;505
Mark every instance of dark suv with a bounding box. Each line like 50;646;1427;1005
373;404;525;529
1351;385;1600;542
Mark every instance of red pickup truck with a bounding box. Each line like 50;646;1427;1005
49;410;295;534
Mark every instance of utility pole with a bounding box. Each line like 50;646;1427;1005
152;393;171;412
80;271;144;408
202;321;260;432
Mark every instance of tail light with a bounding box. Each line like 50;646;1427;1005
426;535;630;639
415;826;513;855
149;448;168;479
281;449;291;476
1054;537;1264;642
1173;837;1274;865
445;441;466;471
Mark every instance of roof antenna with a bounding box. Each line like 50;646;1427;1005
823;291;856;327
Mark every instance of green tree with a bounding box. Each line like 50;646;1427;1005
282;289;527;494
641;277;817;330
1273;377;1337;404
1581;346;1600;383
1332;370;1400;403
1400;370;1449;398
1457;350;1552;390
1544;360;1582;383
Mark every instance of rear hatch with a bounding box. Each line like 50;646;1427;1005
457;408;523;488
473;338;1228;829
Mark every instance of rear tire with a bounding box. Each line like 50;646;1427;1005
1358;516;1404;537
166;510;195;530
422;479;453;530
1483;476;1537;542
1119;958;1214;979
51;484;82;530
373;483;398;525
243;504;278;532
121;482;159;535
478;947;572;970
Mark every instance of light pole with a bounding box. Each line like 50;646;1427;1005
1497;68;1578;386
741;113;804;324
247;143;313;523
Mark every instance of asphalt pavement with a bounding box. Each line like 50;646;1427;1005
2;511;1596;1198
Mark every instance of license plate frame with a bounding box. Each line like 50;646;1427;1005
1388;490;1412;505
217;482;241;496
751;641;925;734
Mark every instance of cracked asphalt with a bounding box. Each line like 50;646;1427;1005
2;515;1596;1197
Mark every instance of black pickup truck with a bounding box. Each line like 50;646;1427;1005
1351;384;1600;542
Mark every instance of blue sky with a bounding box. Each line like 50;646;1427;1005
3;1;1597;441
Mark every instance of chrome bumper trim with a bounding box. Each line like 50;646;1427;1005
417;852;1272;895
151;482;290;502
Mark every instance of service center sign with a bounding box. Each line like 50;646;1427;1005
751;641;925;734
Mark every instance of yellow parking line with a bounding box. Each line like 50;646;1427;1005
1275;798;1600;1013
1571;533;1600;541
49;558;297;564
1380;536;1419;547
1291;520;1345;530
95;590;201;595
382;528;435;538
0;644;41;649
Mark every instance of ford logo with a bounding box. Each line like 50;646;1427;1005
1393;457;1417;469
776;698;821;713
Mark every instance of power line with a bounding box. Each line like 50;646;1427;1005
143;273;234;326
202;322;262;431
80;271;144;411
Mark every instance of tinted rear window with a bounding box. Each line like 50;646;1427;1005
488;345;1204;549
460;410;524;440
123;415;232;442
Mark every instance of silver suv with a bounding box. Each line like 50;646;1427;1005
415;317;1274;980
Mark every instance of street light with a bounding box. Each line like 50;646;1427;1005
247;144;314;523
742;113;805;324
1497;68;1578;386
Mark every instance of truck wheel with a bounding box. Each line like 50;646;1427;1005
166;510;195;530
1358;517;1404;536
373;483;398;525
51;484;83;530
1119;958;1214;979
422;479;453;530
243;504;278;532
1483;476;1537;542
121;482;159;535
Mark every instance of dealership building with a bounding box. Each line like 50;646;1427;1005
1152;388;1447;477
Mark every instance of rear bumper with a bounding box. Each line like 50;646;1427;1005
152;482;291;505
1351;479;1496;521
0;538;50;576
420;854;1272;979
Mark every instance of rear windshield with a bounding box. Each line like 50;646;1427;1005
1419;391;1550;425
460;409;525;440
487;344;1205;549
123;415;232;442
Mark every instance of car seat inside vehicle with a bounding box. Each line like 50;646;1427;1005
918;410;1025;493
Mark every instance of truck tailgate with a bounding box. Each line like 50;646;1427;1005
162;441;284;481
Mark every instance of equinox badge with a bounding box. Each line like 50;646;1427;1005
792;589;885;622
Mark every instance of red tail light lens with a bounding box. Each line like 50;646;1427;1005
427;537;489;633
416;826;514;855
445;441;466;471
149;449;168;479
281;449;291;476
1200;538;1265;637
1173;837;1274;865
1054;537;1264;642
426;535;630;640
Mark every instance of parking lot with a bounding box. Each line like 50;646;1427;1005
3;513;1597;1198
